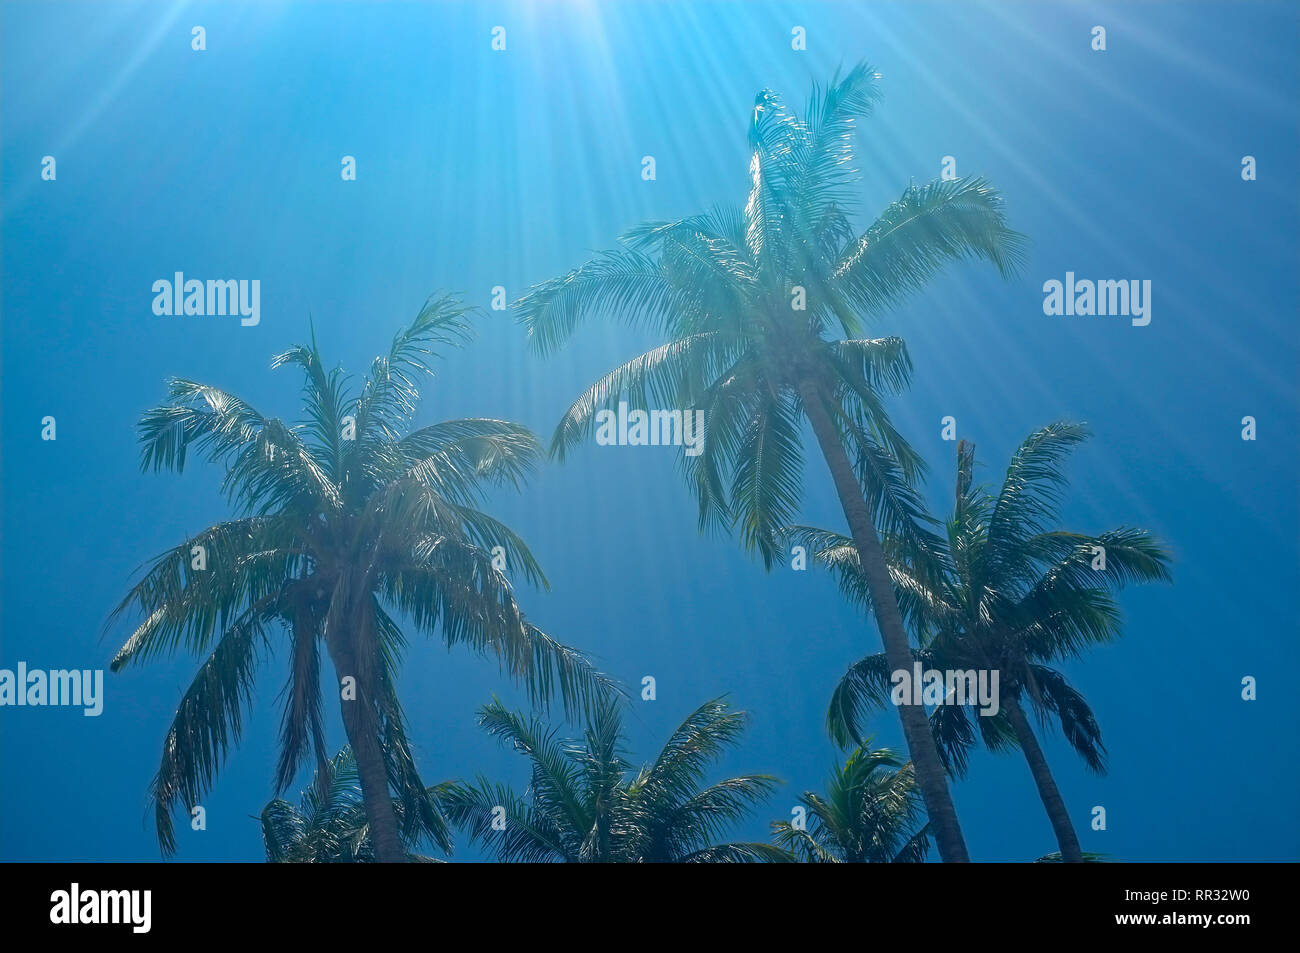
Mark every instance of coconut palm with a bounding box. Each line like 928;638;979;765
772;741;930;863
513;62;1025;861
260;746;454;862
109;296;611;861
444;696;788;862
792;422;1171;862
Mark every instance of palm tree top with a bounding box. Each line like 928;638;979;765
793;421;1171;768
108;296;613;853
445;696;788;862
772;738;930;863
517;61;1025;354
512;61;1025;569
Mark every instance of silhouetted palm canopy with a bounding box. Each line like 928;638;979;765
772;742;930;863
260;746;453;862
791;422;1171;772
515;61;1024;566
445;697;788;862
792;422;1169;862
109;296;610;855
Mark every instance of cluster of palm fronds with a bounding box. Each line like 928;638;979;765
263;701;929;865
261;747;454;863
111;63;1167;863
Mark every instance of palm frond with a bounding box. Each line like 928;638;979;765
833;176;1027;318
139;380;341;513
150;600;278;855
514;248;692;354
730;393;805;567
549;333;735;461
352;294;476;445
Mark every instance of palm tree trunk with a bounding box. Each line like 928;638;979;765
798;380;970;863
326;638;406;863
1004;695;1083;862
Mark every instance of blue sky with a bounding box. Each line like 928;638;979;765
1;0;1296;861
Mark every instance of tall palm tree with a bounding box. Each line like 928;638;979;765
109;296;610;861
513;62;1025;861
792;422;1171;862
260;746;454;862
772;741;930;863
444;697;788;862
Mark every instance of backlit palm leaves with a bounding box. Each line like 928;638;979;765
515;62;1025;862
109;296;611;859
444;697;787;862
772;742;930;863
794;422;1171;862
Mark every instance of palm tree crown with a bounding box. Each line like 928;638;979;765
515;62;1023;567
109;296;610;857
445;697;787;862
772;741;930;863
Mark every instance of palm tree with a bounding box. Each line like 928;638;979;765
108;296;611;861
444;697;788;862
793;422;1171;862
772;741;930;862
260;746;453;862
513;63;1025;861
